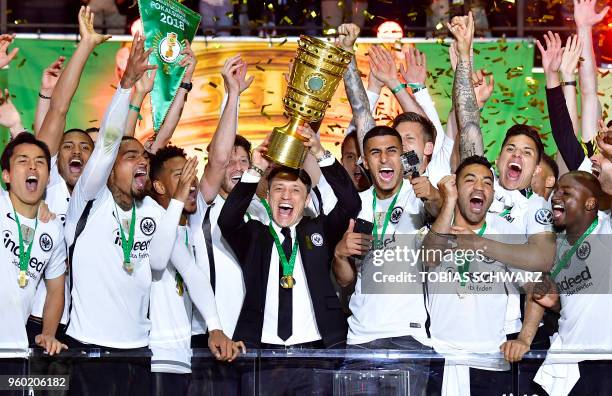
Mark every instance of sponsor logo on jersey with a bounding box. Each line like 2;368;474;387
555;266;593;294
3;229;48;273
535;208;553;225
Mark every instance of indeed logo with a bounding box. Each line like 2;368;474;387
556;266;592;292
3;231;47;272
113;230;152;251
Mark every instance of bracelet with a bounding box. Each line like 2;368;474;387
38;92;51;100
129;104;143;121
249;164;264;177
407;82;426;90
561;81;577;86
316;150;333;163
391;83;407;94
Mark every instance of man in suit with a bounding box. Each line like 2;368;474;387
218;127;360;393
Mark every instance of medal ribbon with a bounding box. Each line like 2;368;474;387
114;202;136;266
13;209;38;286
372;182;403;249
550;217;598;279
458;222;487;287
260;198;299;277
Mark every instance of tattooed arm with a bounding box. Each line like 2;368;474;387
448;12;484;161
337;23;376;159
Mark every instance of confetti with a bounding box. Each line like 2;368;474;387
17;58;26;68
256;65;265;72
208;81;218;88
88;119;98;123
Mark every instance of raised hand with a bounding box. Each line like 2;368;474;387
0;89;24;134
120;32;157;90
336;23;360;53
40;56;66;96
472;69;495;108
222;55;253;95
447;12;475;62
134;68;157;94
297;124;325;159
368;45;400;88
179;40;197;83
596;119;612;161
173;156;199;203
436;174;458;204
78;6;111;46
536;31;564;75
559;35;583;81
251;134;271;174
574;0;610;28
334;219;373;259
0;34;19;68
399;46;427;85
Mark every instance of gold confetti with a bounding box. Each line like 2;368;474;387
208;82;218;88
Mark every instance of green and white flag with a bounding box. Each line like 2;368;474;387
138;0;201;131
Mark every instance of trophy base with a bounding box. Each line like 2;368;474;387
265;125;309;169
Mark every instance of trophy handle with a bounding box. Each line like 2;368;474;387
265;116;310;169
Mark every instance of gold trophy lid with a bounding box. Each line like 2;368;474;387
298;35;353;66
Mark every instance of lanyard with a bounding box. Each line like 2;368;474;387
550;217;599;279
176;228;188;296
13;210;38;288
114;202;137;273
372;182;403;249
459;222;487;287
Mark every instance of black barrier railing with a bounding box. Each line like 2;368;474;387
2;348;611;395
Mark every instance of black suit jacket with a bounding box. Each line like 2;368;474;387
218;160;361;347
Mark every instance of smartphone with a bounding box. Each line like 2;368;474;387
354;218;374;235
400;150;421;178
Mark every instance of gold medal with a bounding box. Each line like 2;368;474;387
123;261;134;274
18;270;28;288
280;275;295;289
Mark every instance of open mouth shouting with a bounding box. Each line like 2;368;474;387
469;193;485;213
69;157;83;174
230;171;243;185
591;164;601;179
353;168;362;181
133;167;147;190
277;202;294;221
187;185;197;204
506;161;523;182
25;174;39;193
552;200;565;222
379;167;395;183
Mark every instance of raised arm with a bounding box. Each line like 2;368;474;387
422;175;458;266
146;41;197;153
448;12;484;160
34;57;65;134
574;0;610;142
200;55;253;203
338;23;376;159
558;35;583;136
0;89;25;138
124;68;156;138
368;45;426;117
66;34;154;239
37;6;111;156
0;34;19;69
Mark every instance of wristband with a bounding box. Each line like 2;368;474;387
38;92;51;100
391;83;407;94
129;104;143;121
316;150;333;163
561;81;577;86
249;164;264;177
407;82;426;90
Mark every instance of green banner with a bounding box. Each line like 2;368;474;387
138;0;201;131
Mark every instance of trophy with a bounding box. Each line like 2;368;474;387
265;36;353;169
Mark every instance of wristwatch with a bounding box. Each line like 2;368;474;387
179;82;193;92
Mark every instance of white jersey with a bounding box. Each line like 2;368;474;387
66;190;168;348
0;191;66;352
347;182;430;345
426;136;453;187
490;180;554;334
427;213;527;357
31;155;71;324
553;212;612;354
191;193;265;337
150;224;194;374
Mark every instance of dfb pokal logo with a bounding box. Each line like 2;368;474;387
140;217;157;236
159;32;181;63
